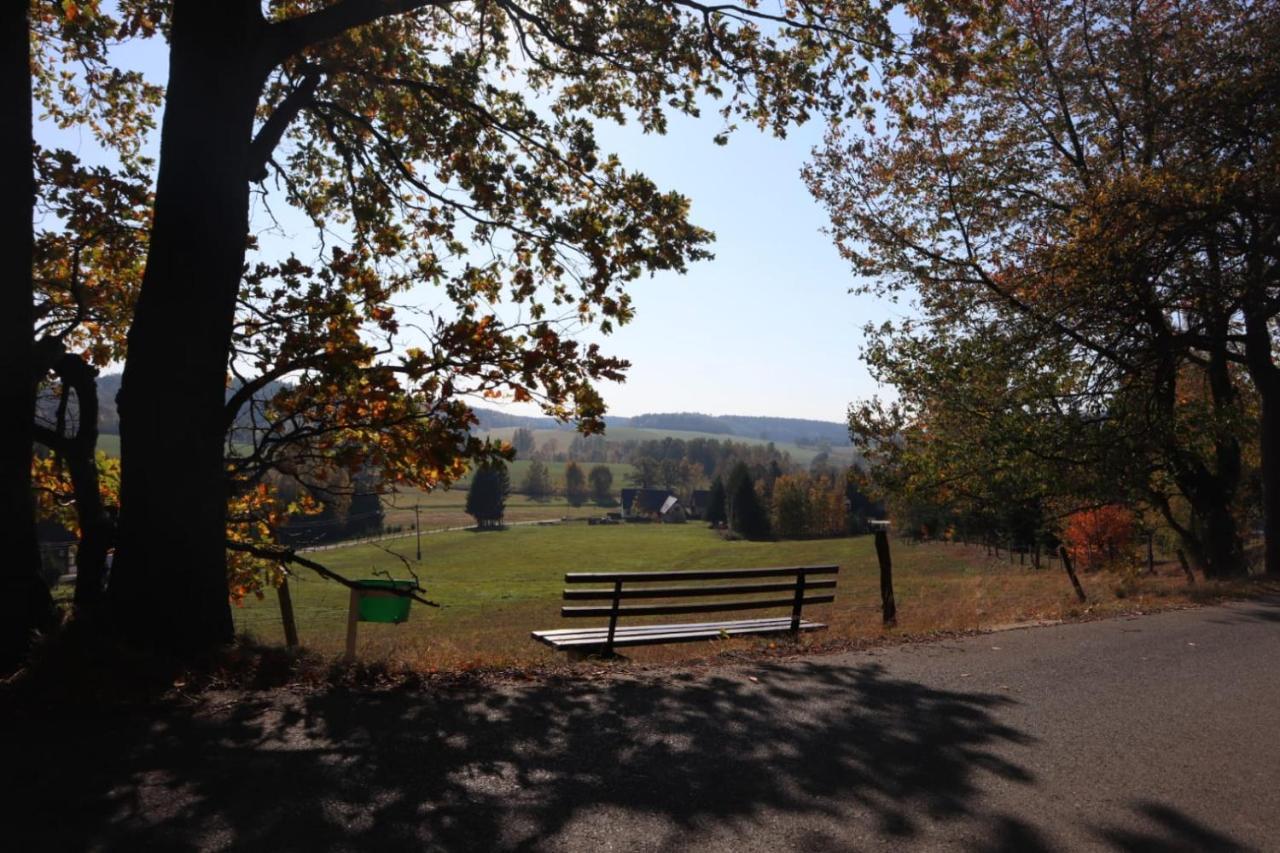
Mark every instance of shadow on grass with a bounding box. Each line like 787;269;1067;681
10;661;1042;851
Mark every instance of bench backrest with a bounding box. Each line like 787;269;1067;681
561;565;838;652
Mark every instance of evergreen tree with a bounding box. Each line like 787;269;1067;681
705;476;727;527
345;490;386;538
564;461;589;507
522;459;554;502
511;428;536;458
727;462;770;539
589;465;615;506
466;461;510;529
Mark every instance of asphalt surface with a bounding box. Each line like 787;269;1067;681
8;598;1280;851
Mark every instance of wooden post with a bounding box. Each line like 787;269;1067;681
790;571;806;633
344;587;360;661
1176;549;1197;585
1033;545;1041;570
1019;549;1025;566
1059;546;1087;602
604;580;622;656
277;574;299;649
874;526;897;627
1146;532;1155;576
414;503;422;561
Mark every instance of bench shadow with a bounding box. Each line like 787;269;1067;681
9;660;1041;851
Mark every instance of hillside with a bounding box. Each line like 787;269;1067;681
71;375;854;464
473;407;852;447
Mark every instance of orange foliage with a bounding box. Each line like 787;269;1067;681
1063;506;1135;570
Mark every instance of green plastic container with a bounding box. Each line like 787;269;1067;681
355;579;415;624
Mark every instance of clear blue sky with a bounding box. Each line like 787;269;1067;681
37;26;904;426
586;113;898;423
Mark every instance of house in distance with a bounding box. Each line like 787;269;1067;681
620;488;687;523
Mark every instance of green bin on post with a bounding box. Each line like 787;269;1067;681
355;579;415;623
345;579;417;660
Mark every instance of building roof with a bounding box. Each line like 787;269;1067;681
621;488;679;515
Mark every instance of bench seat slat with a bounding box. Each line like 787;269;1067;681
533;617;808;641
532;617;826;649
564;565;838;584
562;579;836;601
561;594;835;619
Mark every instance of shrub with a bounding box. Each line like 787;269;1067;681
1063;505;1135;570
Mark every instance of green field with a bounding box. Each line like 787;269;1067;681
231;522;1202;668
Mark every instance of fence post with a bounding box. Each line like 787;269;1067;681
277;574;299;649
873;521;897;627
1146;532;1155;576
1059;546;1087;602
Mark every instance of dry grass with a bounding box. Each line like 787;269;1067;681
231;524;1279;673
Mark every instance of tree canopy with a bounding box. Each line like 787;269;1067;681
807;0;1279;576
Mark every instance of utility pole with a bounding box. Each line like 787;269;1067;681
414;503;421;561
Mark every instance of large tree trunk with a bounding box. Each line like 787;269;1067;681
47;352;112;609
1259;386;1279;576
1154;323;1246;579
110;1;268;654
1;1;56;673
1244;304;1279;576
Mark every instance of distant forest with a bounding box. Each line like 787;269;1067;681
473;407;853;447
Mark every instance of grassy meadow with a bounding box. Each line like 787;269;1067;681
373;488;618;533
231;521;1239;669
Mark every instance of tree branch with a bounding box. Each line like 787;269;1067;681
226;539;440;606
266;0;451;65
247;71;321;182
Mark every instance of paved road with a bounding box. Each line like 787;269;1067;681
8;599;1280;851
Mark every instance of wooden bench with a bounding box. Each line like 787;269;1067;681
531;565;838;656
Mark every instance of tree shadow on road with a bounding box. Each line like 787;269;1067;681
1089;800;1255;853
1204;597;1280;627
9;660;1041;851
